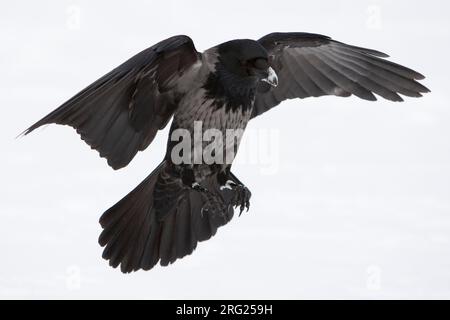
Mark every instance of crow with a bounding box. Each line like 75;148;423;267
24;33;429;272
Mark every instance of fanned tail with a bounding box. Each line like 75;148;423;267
98;160;235;273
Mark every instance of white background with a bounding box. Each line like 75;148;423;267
1;0;449;299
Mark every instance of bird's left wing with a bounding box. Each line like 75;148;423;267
24;35;201;169
253;32;429;118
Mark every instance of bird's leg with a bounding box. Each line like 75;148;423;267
218;167;251;216
181;167;227;217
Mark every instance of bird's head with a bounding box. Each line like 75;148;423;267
216;39;278;88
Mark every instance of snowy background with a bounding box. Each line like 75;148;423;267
1;0;449;299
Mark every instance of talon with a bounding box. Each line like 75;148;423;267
239;204;245;216
227;183;251;216
192;182;207;193
220;180;237;191
200;206;207;217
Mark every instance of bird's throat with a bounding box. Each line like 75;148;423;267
202;65;256;113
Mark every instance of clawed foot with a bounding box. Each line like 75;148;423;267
191;183;228;217
220;180;251;216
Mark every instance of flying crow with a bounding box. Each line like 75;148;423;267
24;33;429;272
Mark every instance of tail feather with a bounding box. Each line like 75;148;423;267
140;220;163;271
98;161;235;273
174;197;196;258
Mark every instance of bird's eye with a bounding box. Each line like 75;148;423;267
252;58;269;70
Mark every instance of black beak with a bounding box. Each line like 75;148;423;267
261;67;278;87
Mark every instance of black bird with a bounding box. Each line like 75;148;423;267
24;33;429;272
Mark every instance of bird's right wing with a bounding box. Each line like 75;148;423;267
24;35;201;169
253;32;429;118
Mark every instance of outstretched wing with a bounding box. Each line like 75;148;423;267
253;32;429;118
24;35;201;169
